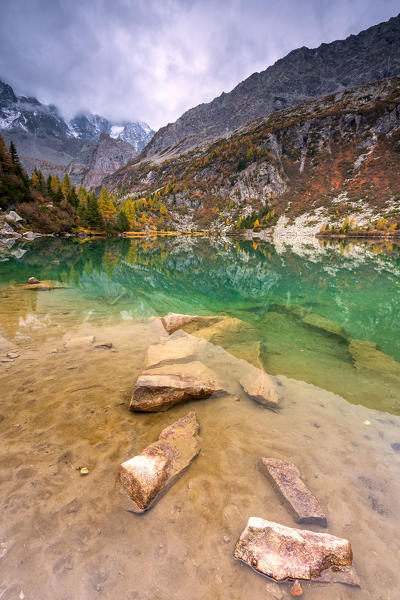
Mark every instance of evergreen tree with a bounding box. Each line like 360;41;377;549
66;187;78;209
0;135;31;208
116;209;130;232
85;192;104;229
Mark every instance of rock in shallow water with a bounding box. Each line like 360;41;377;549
160;312;221;334
234;517;358;585
119;411;200;512
144;336;207;369
239;365;279;409
259;458;327;526
130;361;220;412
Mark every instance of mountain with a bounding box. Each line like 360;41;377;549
103;77;400;235
0;80;154;186
68;112;154;152
143;13;400;158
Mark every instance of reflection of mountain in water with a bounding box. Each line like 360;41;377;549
1;236;400;362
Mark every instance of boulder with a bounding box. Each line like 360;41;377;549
0;223;22;239
119;411;200;512
160;312;221;334
259;458;327;526
6;211;22;223
233;518;359;585
239;365;279;409
130;361;219;412
27;277;39;284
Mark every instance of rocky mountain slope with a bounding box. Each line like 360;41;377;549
103;77;400;234
0;80;154;187
143;13;400;158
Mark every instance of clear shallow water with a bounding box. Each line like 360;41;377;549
0;236;400;600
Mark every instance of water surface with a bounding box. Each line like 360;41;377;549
0;236;399;600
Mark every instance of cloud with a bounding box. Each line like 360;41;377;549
0;0;398;129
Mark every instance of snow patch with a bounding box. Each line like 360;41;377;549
110;125;124;139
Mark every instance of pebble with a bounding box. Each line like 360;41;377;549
80;467;89;476
223;536;231;543
6;351;20;359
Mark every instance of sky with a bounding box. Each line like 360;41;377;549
0;0;399;130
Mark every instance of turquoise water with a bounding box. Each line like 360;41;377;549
1;236;400;412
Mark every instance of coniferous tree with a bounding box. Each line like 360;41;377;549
116;209;130;232
0;135;31;208
85;192;104;229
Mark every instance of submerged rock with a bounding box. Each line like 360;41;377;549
65;336;95;349
348;339;400;378
144;336;207;369
302;313;345;338
20;280;66;291
119;411;200;512
259;458;327;526
239;365;279;409
130;361;219;412
290;580;303;597
160;312;221;334
234;517;358;584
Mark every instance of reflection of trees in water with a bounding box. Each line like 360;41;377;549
1;236;400;360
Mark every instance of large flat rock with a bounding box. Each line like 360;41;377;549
130;361;219;412
144;336;208;369
119;412;200;512
259;458;327;526
234;518;358;585
239;365;279;409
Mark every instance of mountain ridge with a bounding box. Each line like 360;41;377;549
0;79;154;187
143;13;400;158
103;76;400;235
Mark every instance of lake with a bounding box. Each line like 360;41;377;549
0;236;399;600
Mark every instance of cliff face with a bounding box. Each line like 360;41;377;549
82;133;137;189
143;14;400;158
103;77;400;233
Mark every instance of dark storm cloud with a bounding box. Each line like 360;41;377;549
0;0;398;129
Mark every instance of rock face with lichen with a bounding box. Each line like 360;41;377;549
234;517;359;584
259;458;327;526
119;412;200;512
